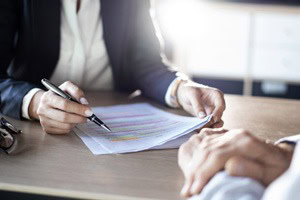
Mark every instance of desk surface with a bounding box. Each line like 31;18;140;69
0;93;300;200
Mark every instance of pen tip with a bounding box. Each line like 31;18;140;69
102;125;112;132
92;116;111;132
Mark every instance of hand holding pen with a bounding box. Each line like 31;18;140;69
41;79;111;132
28;80;110;134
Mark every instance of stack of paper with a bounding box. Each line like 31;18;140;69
73;103;211;155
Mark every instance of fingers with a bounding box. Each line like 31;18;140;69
180;178;194;197
225;156;264;182
188;148;232;196
181;104;196;118
37;81;91;135
38;104;87;124
59;81;89;105
211;91;226;124
212;120;224;128
189;131;267;194
179;128;228;197
198;128;227;139
40;117;77;134
190;95;207;119
43;126;74;134
178;134;203;171
181;146;210;197
42;91;92;117
180;129;286;197
177;83;226;126
189;88;225;129
180;129;266;197
179;128;227;166
232;130;271;162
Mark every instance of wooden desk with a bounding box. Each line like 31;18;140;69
0;93;300;200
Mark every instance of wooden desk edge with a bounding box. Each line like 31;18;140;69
0;183;159;200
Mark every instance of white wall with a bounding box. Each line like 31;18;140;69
155;0;300;95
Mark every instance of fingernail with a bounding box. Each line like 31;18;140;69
190;179;202;194
80;97;89;105
180;183;190;196
85;109;93;117
198;112;206;118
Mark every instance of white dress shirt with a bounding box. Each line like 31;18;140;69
22;0;179;119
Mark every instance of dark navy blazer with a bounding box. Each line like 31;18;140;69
0;0;177;119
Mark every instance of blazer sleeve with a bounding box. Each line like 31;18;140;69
0;0;38;119
126;0;177;104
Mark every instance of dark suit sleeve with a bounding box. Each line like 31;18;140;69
126;0;177;104
0;0;38;119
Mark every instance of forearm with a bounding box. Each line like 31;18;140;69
0;79;40;119
125;0;177;104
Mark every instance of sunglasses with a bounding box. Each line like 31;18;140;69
0;117;22;154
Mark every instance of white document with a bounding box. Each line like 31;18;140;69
74;103;211;155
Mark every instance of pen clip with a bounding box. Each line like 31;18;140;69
64;92;78;103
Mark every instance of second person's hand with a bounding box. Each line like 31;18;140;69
178;128;294;198
29;81;92;134
177;81;226;128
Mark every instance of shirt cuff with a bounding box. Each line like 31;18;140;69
275;134;300;145
22;88;42;120
165;73;190;108
165;78;181;108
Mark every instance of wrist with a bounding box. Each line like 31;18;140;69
176;80;187;107
29;90;45;120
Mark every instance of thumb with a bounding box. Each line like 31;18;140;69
225;156;264;183
190;98;207;119
211;101;225;124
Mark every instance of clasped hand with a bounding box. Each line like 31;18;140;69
178;128;294;198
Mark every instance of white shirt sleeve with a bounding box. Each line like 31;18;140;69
165;78;180;108
21;88;42;120
189;171;265;200
275;134;300;145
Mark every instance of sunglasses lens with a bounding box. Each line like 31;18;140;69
0;128;14;149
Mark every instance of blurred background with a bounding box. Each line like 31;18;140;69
153;0;300;99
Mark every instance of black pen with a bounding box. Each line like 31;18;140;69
41;78;111;132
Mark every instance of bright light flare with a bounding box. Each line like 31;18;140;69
157;0;206;41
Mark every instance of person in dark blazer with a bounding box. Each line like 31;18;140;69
0;0;225;134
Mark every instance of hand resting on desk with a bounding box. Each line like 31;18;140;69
178;128;294;198
28;81;92;134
